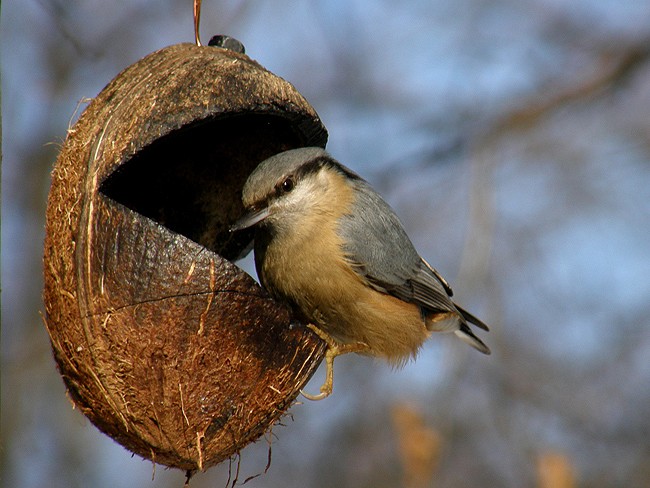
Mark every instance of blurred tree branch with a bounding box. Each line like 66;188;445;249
457;34;650;304
486;40;650;140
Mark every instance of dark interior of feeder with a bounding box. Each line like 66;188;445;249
99;114;313;261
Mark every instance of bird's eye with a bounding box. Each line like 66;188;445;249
281;176;295;193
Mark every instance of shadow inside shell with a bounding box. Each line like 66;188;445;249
99;113;304;262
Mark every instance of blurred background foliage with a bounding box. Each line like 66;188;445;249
2;0;650;487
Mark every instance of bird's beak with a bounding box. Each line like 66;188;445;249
230;207;270;232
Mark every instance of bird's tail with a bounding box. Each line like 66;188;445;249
454;304;491;355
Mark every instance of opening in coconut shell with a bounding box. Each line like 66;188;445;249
43;42;327;473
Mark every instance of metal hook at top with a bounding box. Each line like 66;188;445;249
194;0;203;46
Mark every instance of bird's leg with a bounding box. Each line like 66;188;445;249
301;323;370;401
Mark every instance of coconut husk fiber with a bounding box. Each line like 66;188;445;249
42;42;327;472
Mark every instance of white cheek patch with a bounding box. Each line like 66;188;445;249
283;172;327;210
287;182;315;207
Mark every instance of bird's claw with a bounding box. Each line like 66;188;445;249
300;387;332;401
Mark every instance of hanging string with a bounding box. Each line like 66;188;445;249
193;0;202;46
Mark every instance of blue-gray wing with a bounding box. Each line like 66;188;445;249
337;179;456;314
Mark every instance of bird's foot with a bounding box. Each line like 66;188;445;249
301;324;369;401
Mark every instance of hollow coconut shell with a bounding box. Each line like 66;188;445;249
43;42;327;472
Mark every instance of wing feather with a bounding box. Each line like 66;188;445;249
337;179;456;314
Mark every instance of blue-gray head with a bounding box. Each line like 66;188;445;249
231;147;360;232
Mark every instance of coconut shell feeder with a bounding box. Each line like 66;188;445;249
42;38;327;473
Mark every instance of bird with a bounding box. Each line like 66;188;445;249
231;147;490;400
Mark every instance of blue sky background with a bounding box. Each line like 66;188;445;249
3;1;650;487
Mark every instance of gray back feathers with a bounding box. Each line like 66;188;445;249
338;179;457;314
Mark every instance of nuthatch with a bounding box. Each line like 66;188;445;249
231;147;490;400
